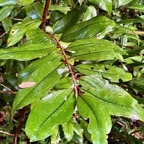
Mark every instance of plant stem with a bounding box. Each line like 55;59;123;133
0;130;14;136
40;0;51;30
49;33;78;96
12;107;27;144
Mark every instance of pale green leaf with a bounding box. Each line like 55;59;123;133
88;0;112;14
7;19;41;47
113;0;133;7
18;0;34;6
11;52;62;115
49;5;70;14
83;5;97;21
0;6;13;21
77;94;112;144
0;0;17;6
60;16;116;42
128;4;144;12
0;41;56;61
67;38;123;61
80;75;144;121
62;119;74;142
25;89;75;141
76;64;132;82
51;126;59;144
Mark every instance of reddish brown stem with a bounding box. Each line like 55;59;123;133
40;0;51;30
49;34;78;96
12;107;27;144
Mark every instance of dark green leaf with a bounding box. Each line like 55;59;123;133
77;94;112;144
76;64;132;82
67;38;124;61
80;75;144;121
0;41;56;61
25;89;75;141
60;16;116;42
53;6;86;34
25;2;43;19
11;52;62;115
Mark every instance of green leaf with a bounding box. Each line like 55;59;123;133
73;121;83;138
113;0;133;7
62;119;74;142
53;6;86;34
25;89;75;142
0;6;13;21
88;0;112;14
49;5;70;14
11;52;62;115
60;16;116;42
76;64;132;82
77;94;112;144
67;38;124;61
18;0;34;6
51;126;59;144
80;75;144;121
0;0;17;6
2;18;12;32
0;41;56;61
25;2;43;19
128;4;144;12
132;77;144;93
83;5;97;21
7;19;41;47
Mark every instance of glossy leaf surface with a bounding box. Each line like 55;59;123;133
67;38;123;61
76;64;132;82
53;6;86;34
0;6;13;21
62;119;74;142
0;0;17;6
60;16;116;42
7;19;41;47
17;0;34;6
0;42;56;61
79;75;144;121
11;52;62;115
77;94;112;144
25;89;75;141
88;0;112;14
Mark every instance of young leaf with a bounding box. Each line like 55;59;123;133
25;89;75;142
11;52;62;116
76;64;132;82
17;0;34;6
67;38;124;61
88;0;112;15
0;0;17;6
77;94;112;144
80;75;144;121
0;6;13;21
62;119;74;142
53;6;86;34
0;41;56;61
60;16;116;42
7;19;41;47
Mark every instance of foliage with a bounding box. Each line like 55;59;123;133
0;0;144;143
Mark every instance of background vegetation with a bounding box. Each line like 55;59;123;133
0;0;144;143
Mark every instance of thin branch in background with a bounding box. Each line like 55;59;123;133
8;17;22;21
40;0;51;30
0;32;7;38
49;33;79;96
0;83;17;94
129;31;144;35
0;130;14;136
12;107;27;144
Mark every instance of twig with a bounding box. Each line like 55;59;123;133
0;83;17;94
12;107;27;144
49;33;78;96
0;130;14;136
129;31;144;35
0;32;7;38
40;0;51;30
